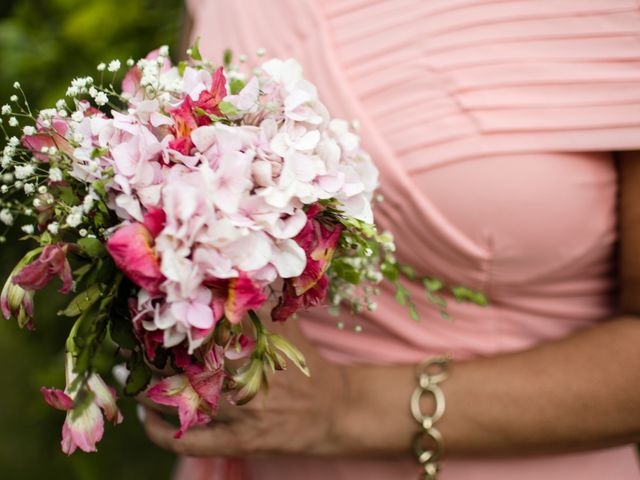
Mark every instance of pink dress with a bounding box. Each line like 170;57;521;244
180;1;640;478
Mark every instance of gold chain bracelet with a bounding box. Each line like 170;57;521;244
410;357;450;479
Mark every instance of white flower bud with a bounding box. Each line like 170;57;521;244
47;222;59;235
0;208;14;226
107;60;121;72
23;126;36;136
94;92;109;106
13;82;20;89
1;105;11;115
97;63;106;72
48;167;63;182
8;117;18;127
10;95;18;102
21;224;34;235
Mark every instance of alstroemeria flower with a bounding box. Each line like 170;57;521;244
106;222;165;296
1;262;35;330
291;211;343;296
192;67;227;119
22;117;73;161
167;96;198;155
147;347;225;438
222;273;267;324
13;243;73;294
272;275;328;322
41;354;123;455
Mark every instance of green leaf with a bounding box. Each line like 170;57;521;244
58;186;79;205
178;61;188;76
381;261;399;282
218;101;239;117
190;36;202;61
108;293;137;351
124;350;152;396
423;277;444;293
399;264;416;280
395;282;410;306
91;147;108;159
223;48;232;67
409;303;420;321
267;333;310;377
77;237;106;258
59;284;101;317
330;259;361;285
451;286;489;306
229;78;245;95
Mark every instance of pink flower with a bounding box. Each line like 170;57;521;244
272;275;328;322
147;346;225;438
22;117;73;161
167;96;198;155
41;354;123;455
192;67;227;119
106;222;165;296
271;207;341;322
291;211;342;296
210;273;267;324
13;243;73;294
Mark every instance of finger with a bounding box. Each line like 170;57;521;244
142;407;246;457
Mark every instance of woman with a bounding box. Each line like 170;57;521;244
141;1;640;478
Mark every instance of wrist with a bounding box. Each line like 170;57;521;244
331;364;420;456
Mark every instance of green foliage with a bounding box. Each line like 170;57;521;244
0;1;181;478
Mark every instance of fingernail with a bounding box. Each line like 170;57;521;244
112;364;129;387
136;404;146;424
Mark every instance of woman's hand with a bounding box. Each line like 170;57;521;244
139;319;355;457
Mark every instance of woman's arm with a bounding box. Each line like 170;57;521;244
142;152;640;458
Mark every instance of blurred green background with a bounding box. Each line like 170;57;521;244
0;1;184;478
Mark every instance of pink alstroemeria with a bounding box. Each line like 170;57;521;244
41;354;123;455
167;67;228;155
22;117;73;161
272;275;328;322
107;221;165;296
192;67;227;119
167;96;198;155
214;273;267;324
271;207;341;322
147;347;225;438
291;211;342;296
13;243;73;294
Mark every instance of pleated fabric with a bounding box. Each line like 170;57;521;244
181;1;640;478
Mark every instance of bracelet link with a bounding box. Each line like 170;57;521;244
410;357;450;480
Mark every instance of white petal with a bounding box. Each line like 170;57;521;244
271;239;306;278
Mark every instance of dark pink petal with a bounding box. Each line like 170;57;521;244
272;276;328;322
13;244;73;294
147;375;208;438
142;207;166;238
106;223;165;295
40;387;74;411
224;273;267;324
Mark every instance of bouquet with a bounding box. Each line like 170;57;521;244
0;42;486;454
